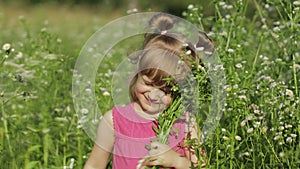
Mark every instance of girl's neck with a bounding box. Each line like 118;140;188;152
133;102;160;121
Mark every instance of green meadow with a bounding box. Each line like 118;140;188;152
0;1;299;168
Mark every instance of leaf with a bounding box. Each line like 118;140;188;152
25;161;40;169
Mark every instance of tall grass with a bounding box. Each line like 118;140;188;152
184;0;299;168
0;0;299;168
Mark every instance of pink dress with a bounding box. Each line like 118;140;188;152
112;103;186;169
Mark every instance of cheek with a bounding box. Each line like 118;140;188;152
161;95;172;106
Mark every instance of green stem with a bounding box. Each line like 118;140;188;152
1;100;15;167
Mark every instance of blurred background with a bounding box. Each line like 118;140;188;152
0;0;212;16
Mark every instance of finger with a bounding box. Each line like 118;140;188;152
150;142;159;149
150;142;171;154
143;157;164;166
148;150;158;156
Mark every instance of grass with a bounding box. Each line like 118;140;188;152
0;0;299;168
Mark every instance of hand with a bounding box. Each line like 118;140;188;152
137;142;190;169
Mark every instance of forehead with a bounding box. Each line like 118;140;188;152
138;48;186;76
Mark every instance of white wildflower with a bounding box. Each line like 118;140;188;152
274;135;280;141
235;63;242;68
222;136;229;141
286;137;293;143
15;52;23;59
240;120;247;127
80;108;89;115
227;48;234;53
253;121;260;128
262;126;268;133
247;127;254;133
182;43;189;47
185;50;192;55
196;47;204;51
235;135;242;141
219;2;226;6
238;95;247;101
187;4;194;9
285;89;294;98
247;115;254;121
279;152;284;158
290;134;297;138
2;43;11;51
279;126;285;131
293;1;300;5
85;88;92;94
103;91;110;96
226;5;233;9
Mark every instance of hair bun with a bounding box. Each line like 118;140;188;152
196;31;215;54
149;13;176;32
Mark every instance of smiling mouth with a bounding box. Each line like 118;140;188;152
145;95;161;105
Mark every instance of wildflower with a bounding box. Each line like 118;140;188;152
187;4;194;9
286;137;293;143
279;152;284;158
85;88;92;94
219;2;226;6
222;136;229;141
262;126;268;133
285;124;292;128
240;120;247;127
279;126;285;131
182;43;189;47
274;135;280;141
247;115;254;121
103;91;110;96
235;135;242;141
239;152;250;157
235;63;242;68
226;86;232;92
238;95;247;101
254;121;261;128
285;89;294;98
15;52;23;59
80;108;89;115
2;43;11;51
227;48;234;53
126;8;138;14
247;127;254;133
196;46;204;51
254;110;260;114
221;128;226;132
185;50;192;55
57;38;62;43
270;82;277;88
69;158;75;169
293;1;300;5
290;134;297;138
226;5;233;9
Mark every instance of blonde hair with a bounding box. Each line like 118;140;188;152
129;13;215;101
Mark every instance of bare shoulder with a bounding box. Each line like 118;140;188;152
102;109;113;127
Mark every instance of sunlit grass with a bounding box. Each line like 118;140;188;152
0;1;299;168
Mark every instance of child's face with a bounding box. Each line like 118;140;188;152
135;74;172;114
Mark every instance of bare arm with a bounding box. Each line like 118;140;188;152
84;110;114;169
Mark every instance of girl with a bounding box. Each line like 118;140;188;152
84;13;214;169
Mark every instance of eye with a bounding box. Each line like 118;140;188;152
142;75;153;85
